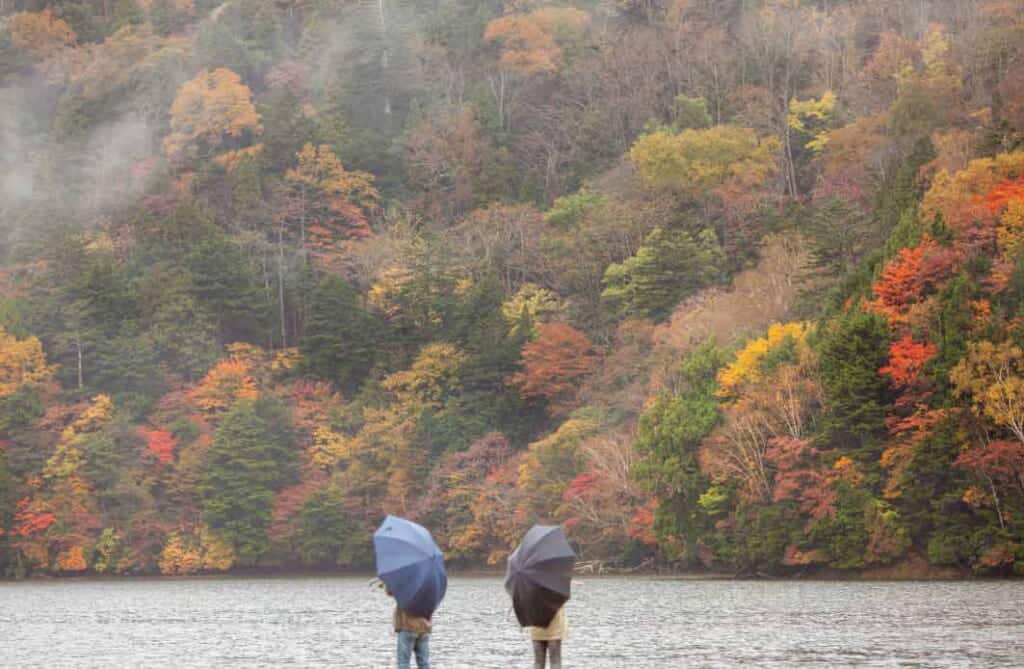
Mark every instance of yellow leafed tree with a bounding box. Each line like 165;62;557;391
951;341;1024;444
788;91;836;152
189;358;259;414
214;144;265;172
158;532;203;575
71;394;114;433
630;125;780;199
8;10;77;60
44;394;114;480
282;143;379;252
517;412;600;519
383;343;466;405
309;425;352;472
159;527;234;575
717;322;813;397
162;68;262;162
0;325;54;398
998;199;1024;258
199;526;235;571
501;283;563;338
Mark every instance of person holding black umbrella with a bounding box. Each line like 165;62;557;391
528;603;568;669
505;525;577;669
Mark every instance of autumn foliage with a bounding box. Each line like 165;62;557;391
0;326;54;398
140;428;178;464
163;68;262;162
981;177;1024;215
6;0;1024;581
510;322;601;415
880;336;938;388
188;358;259;414
9;498;56;537
8;10;77;59
484;8;589;75
280;143;379;257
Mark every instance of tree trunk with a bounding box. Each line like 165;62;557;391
379;0;393;121
277;227;288;348
989;475;1005;530
784;117;799;200
75;335;84;390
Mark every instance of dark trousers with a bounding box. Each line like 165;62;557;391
532;640;562;669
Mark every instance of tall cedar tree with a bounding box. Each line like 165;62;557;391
818;308;891;480
300;276;378;393
201;397;297;565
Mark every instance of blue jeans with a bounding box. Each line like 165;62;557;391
397;630;430;669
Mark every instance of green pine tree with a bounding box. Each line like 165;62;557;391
202;398;298;565
603;226;724;321
818;307;891;478
300;276;378;392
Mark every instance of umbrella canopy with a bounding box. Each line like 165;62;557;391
373;515;447;618
504;525;576;628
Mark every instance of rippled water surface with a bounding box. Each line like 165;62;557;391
2;577;1024;668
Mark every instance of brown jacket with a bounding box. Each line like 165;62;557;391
394;607;432;635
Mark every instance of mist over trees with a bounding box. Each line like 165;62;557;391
3;0;1024;577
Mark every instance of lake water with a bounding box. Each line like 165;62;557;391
2;576;1024;668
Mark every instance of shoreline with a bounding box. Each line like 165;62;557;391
0;564;994;583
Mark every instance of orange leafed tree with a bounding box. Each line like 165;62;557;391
980;177;1024;214
189;358;258;413
880;336;938;388
8;10;77;60
56;545;88;572
280;143;379;260
921;150;1024;230
627;499;659;546
484;8;589;75
510;322;601;415
865;245;928;325
139;428;178;464
11;497;56;537
163;68;262;162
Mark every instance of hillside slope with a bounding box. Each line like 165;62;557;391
2;0;1024;577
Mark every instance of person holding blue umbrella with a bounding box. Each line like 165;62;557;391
374;515;447;669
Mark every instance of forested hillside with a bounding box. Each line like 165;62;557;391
3;0;1024;578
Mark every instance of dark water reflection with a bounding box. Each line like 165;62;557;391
2;576;1024;667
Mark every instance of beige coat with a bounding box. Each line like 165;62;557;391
528;606;568;641
394;608;432;635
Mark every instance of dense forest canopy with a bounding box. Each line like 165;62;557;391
3;0;1024;578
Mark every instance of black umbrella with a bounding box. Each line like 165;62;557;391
504;525;576;628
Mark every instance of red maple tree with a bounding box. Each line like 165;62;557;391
11;497;56;537
139;428;177;465
510;322;601;415
981;177;1024;214
880;335;938;388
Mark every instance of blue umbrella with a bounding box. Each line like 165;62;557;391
373;515;447;618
